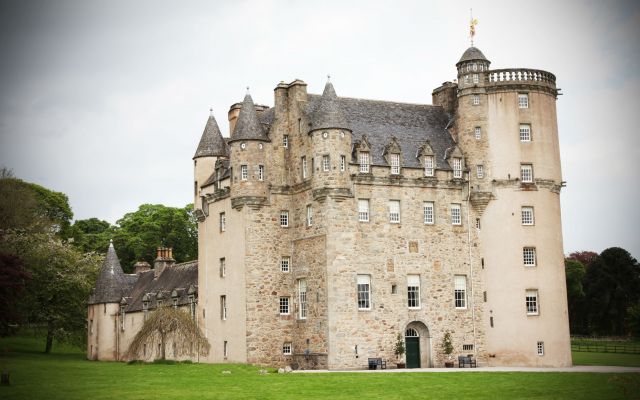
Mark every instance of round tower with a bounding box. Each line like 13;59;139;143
227;92;270;209
193;110;228;208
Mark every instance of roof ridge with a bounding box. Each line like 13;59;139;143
308;93;443;108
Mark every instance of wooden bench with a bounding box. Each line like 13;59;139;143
458;355;477;368
368;358;387;370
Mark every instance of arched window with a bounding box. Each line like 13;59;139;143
405;328;419;337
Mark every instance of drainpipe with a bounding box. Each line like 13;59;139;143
466;178;477;358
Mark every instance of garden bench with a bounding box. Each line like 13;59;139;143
458;355;477;368
368;358;387;370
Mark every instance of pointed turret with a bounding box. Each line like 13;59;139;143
88;241;127;304
310;81;349;133
228;93;269;142
193;111;228;159
456;46;490;67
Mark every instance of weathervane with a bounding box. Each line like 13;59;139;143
327;74;331;83
470;9;478;47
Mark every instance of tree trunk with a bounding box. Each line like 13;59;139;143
160;332;166;360
44;319;54;354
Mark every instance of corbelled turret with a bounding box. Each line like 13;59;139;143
88;240;127;304
228;94;269;143
309;81;349;133
194;111;228;159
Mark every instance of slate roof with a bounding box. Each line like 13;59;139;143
202;159;230;188
89;242;137;304
228;94;270;143
457;46;489;65
193;113;228;159
309;82;349;132
124;261;198;313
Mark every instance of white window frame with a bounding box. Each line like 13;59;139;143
359;152;370;173
521;206;534;225
306;204;313;227
219;212;226;232
283;342;292;355
423;201;434;225
280;211;289;227
454;275;467;309
241;165;248;181
302;156;307;179
473;74;479;84
519;93;529;109
451;203;462;226
407;274;421;309
281;256;290;273
521;164;533;183
298;279;307;319
220;257;226;278
357;274;371;310
389;200;400;224
472;95;480;105
358;199;369;222
537;341;544;356
526;289;539;315
279;297;290;315
452;157;462;179
520;124;531;142
258;165;264;181
340;155;346;172
424;156;434;177
390;154;400;175
322;155;330;172
474;126;481;140
220;295;227;320
283;135;289;148
523;247;536;267
477;165;484;179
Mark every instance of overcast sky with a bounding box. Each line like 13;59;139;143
0;0;638;259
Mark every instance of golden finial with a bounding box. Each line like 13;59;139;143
470;9;478;47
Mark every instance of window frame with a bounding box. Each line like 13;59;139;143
340;155;346;172
302;156;307;179
423;201;434;225
220;257;226;278
283;135;289;148
359;152;370;173
454;275;467;309
452;157;462;179
358;199;370;222
520;124;532;142
306;204;313;227
477;165;484;179
523;247;537;267
240;165;248;181
472;95;480;105
283;342;292;355
258;165;264;181
220;295;227;320
424;156;434;177
526;289;539;315
521;206;535;225
279;296;290;315
322;155;330;172
451;203;462;226
388;200;400;224
298;279;307;319
390;153;400;175
519;93;529;109
219;212;226;232
521;164;533;183
281;256;290;273
474;126;481;140
280;210;289;227
537;341;544;356
357;274;371;310
407;274;421;309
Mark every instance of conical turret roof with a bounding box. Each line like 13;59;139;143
229;94;269;142
88;241;128;304
310;81;349;132
193;112;228;159
456;46;489;66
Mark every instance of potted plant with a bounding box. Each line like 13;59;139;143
394;333;406;368
442;331;454;368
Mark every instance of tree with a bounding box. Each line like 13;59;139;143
584;247;640;336
565;258;587;334
567;251;598;269
69;218;115;255
113;204;197;272
0;253;31;336
127;306;209;361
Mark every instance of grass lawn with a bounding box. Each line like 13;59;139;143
1;335;639;400
572;351;640;367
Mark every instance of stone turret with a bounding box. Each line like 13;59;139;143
193;111;227;210
89;240;127;304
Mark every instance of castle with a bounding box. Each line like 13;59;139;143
88;45;572;368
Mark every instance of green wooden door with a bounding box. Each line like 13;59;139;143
405;337;420;368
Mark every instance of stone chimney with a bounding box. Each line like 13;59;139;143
133;261;151;275
154;247;175;278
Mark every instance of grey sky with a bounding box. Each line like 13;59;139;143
1;0;638;259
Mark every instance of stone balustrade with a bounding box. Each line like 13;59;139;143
487;68;556;88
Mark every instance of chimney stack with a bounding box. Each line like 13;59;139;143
134;261;151;275
154;247;175;278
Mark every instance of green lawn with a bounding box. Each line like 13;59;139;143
572;351;640;367
1;335;639;400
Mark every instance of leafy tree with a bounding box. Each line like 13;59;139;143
0;253;31;336
127;306;209;361
113;204;197;272
584;247;640;336
69;218;115;255
565;258;587;334
567;251;598;269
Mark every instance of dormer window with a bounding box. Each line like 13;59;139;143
359;152;370;173
424;156;434;177
452;157;462;179
390;154;400;175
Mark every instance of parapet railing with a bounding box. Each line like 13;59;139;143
487;68;556;88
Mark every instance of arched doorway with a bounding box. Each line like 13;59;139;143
405;321;431;368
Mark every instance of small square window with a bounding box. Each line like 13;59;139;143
423;202;434;225
526;290;539;315
389;200;400;223
521;207;534;225
279;297;290;315
474;127;481;140
523;247;536;266
451;203;462;225
280;211;289;227
520;124;531;142
537;341;544;356
283;342;292;355
519;94;529;109
472;95;480;105
521;164;533;183
281;257;290;273
358;199;369;222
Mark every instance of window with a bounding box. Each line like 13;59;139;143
258;165;264;181
519;93;529;109
281;257;290;273
451;203;462;225
423;202;434;224
523;247;536;266
223;340;228;358
526;290;539;315
283;135;289;148
464;75;469;85
340;155;346;172
454;275;467;309
537;341;544;356
473;74;479;84
283;342;292;355
279;297;290;315
474;126;481;140
463;344;474;351
520;124;531;142
521;164;533;183
389;200;400;223
241;165;248;180
298;279;307;319
280;211;289;227
306;205;313;227
476;165;484;179
521;207;534;225
390;154;400;175
220;295;227;320
407;275;420;309
472;95;480;105
302;156;307;179
358;199;369;222
357;275;371;310
219;212;226;232
189;296;196;320
359;152;370;173
452;157;462;179
220;257;226;277
322;155;330;172
424;156;434;177
476;218;481;229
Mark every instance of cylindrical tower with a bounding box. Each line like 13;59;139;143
193;110;228;209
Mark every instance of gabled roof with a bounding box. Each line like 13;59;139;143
193;113;228;159
228;94;269;143
88;242;136;304
124;261;198;312
309;81;349;132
